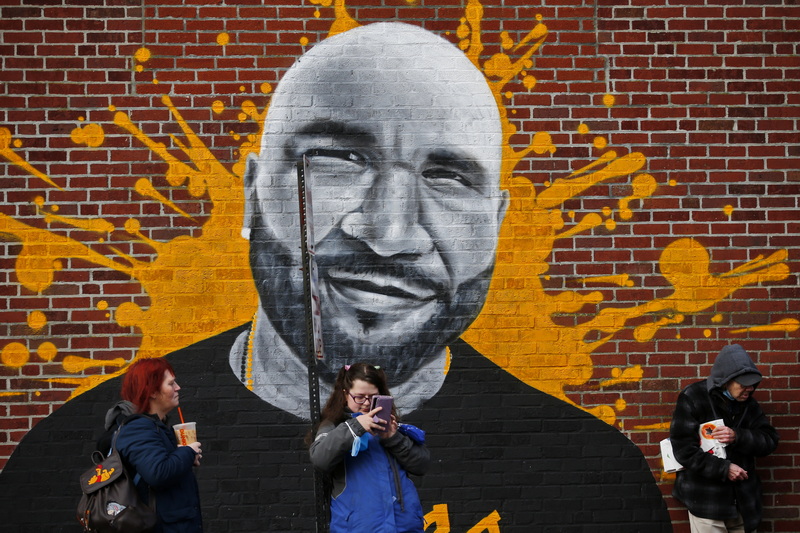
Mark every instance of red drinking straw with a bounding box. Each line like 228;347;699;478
178;407;185;424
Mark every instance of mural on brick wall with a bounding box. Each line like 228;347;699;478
0;1;796;531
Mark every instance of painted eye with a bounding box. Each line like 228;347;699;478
305;149;367;167
422;167;472;187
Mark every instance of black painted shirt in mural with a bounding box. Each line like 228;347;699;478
0;325;671;532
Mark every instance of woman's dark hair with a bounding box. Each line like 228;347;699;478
306;362;393;446
121;358;176;414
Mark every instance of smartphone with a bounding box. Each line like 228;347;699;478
370;395;393;430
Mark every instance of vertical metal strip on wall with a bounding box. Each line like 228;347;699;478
297;156;329;532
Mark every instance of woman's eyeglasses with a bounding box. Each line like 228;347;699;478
347;392;374;405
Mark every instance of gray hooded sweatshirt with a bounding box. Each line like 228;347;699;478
706;344;762;392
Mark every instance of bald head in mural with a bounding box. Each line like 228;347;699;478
238;22;509;415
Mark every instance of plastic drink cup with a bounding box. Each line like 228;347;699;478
173;422;197;446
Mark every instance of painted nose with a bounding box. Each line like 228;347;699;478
339;164;433;257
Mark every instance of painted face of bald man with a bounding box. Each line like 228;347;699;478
243;23;509;384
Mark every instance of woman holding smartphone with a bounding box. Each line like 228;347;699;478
309;363;430;533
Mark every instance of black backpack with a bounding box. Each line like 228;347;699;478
77;416;158;533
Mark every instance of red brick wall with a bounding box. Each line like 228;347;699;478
1;1;798;531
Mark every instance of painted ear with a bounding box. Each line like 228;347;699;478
241;153;260;240
496;188;510;228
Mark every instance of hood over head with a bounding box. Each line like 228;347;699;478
707;344;762;391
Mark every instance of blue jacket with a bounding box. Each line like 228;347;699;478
116;414;203;533
310;416;430;532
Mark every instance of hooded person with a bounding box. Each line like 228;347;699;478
670;344;779;533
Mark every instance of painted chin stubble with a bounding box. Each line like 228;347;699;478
248;220;494;385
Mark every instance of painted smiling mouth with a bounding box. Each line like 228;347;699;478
326;267;438;305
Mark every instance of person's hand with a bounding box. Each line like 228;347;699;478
355;407;387;435
711;425;736;445
379;415;398;440
728;463;748;481
185;441;202;466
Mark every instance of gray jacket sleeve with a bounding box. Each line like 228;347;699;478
381;430;430;476
309;418;364;473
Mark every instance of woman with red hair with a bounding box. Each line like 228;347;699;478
106;358;204;533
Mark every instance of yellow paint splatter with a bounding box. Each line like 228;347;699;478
28;310;47;331
1;342;29;368
0;212;131;293
599;366;643;388
603;93;615;107
537;151;647;210
468;510;502;532
619;174;657;220
134;178;194;219
424;502;501;533
0;127;63;190
522;75;536;90
41;203;116;234
730;318;800;334
500;31;514;50
37;341;57;362
531;131;555;155
62;355;127;374
723;205;734;217
712;314;723;323
316;0;360;37
578;274;634;287
211;100;225;114
1;92;260;395
578;123;590;135
134;47;151;63
97;300;108;311
300;36;309;46
424;504;451;532
634;422;670;431
217;33;230;46
615;398;627;411
71;123;105;148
